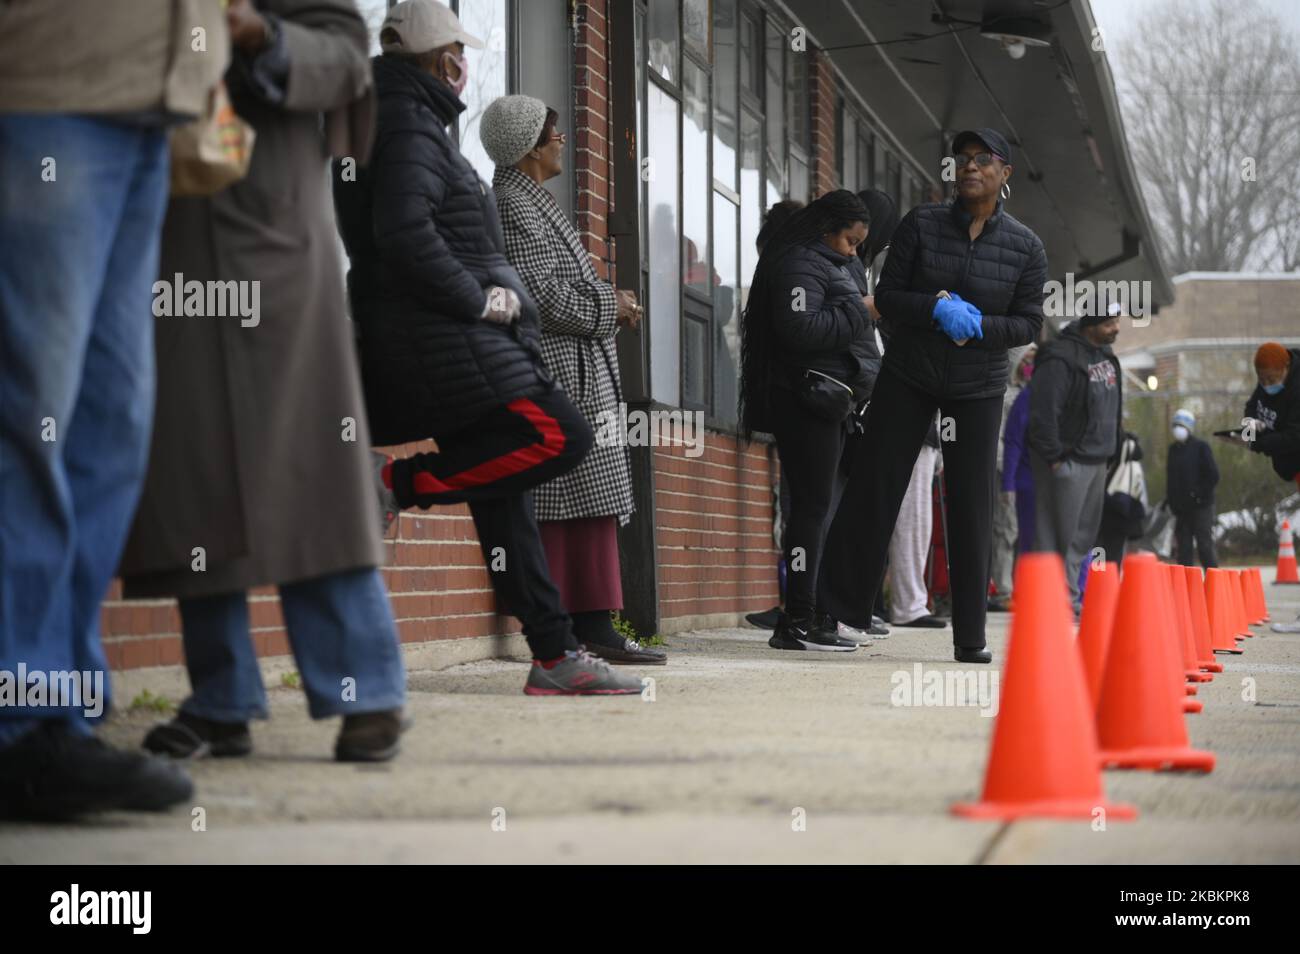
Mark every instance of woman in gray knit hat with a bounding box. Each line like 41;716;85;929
482;94;664;665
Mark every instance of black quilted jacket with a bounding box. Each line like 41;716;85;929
874;201;1047;400
767;241;875;397
334;56;550;443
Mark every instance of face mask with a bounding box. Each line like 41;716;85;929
442;51;468;96
1172;425;1189;442
1020;363;1034;382
1263;382;1284;396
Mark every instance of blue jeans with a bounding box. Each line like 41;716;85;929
178;568;406;722
0;116;169;748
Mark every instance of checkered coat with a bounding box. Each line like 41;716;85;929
493;166;634;524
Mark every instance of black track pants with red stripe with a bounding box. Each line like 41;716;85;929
389;387;594;659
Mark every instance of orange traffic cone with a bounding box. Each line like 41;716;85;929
1238;570;1263;625
952;553;1136;820
1157;567;1203;714
1206;569;1244;655
1230;570;1253;638
1171;567;1212;683
1276;520;1299;584
1097;554;1215;771
1183;565;1222;673
1077;559;1120;711
1249;567;1270;621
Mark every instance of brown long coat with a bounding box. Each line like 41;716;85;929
120;0;384;598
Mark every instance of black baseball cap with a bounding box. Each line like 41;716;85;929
951;128;1012;164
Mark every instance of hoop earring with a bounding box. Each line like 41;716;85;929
1000;181;1011;201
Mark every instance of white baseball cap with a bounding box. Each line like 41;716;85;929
382;0;484;54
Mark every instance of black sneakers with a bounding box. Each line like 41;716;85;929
745;606;782;629
894;614;949;628
143;711;253;759
954;646;993;664
0;721;193;821
769;614;859;652
335;709;406;762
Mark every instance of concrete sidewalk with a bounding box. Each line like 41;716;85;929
4;566;1299;864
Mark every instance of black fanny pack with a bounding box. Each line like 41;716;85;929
795;368;855;421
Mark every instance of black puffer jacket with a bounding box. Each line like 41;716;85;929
334;56;549;443
875;201;1047;400
767;241;874;398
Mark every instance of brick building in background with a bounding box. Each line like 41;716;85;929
1117;272;1300;400
101;0;1170;669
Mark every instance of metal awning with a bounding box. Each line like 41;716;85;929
787;0;1175;310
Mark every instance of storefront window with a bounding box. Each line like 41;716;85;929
857;127;874;191
357;0;392;56
683;60;711;297
458;0;509;183
682;314;708;406
648;83;682;406
713;0;737;191
713;193;739;424
648;0;679;83
886;152;902;212
839;108;856;192
636;8;648;255
739;109;762;308
683;0;710;55
740;10;761;97
787;46;809;155
763;17;786;202
789;154;808;203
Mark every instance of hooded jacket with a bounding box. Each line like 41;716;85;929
1027;321;1123;465
1244;348;1300;481
334;55;550;443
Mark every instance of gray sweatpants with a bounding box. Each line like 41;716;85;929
1031;455;1107;610
989;467;1018;597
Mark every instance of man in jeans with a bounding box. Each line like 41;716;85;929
1028;306;1123;612
0;1;228;819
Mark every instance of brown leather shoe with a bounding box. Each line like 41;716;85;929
335;709;405;762
580;638;668;666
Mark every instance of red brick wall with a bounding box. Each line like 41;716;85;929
654;432;780;628
573;0;614;280
809;49;838;197
102;427;780;667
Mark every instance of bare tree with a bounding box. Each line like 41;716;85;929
1117;0;1300;272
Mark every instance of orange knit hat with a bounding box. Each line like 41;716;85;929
1254;342;1291;372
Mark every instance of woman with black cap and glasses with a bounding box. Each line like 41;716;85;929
819;128;1048;663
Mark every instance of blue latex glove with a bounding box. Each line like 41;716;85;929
933;293;984;341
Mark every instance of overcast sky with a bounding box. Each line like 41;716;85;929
1089;0;1299;83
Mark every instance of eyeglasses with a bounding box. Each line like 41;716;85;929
952;152;1001;169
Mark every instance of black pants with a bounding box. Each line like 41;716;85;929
821;367;1001;649
1175;504;1218;568
1097;510;1129;569
770;397;851;620
389;387;593;660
